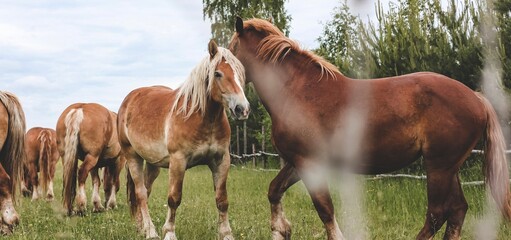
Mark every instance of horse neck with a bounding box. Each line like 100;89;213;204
249;51;344;118
203;98;225;123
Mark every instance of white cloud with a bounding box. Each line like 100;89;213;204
14;75;51;86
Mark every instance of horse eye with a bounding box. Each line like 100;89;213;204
214;71;222;78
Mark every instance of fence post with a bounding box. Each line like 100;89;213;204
243;121;247;154
252;144;256;168
236;125;240;155
262;125;267;168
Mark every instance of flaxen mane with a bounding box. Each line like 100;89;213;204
244;19;341;79
171;47;245;119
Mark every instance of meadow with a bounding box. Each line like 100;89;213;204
8;157;511;239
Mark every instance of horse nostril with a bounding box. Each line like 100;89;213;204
235;105;243;115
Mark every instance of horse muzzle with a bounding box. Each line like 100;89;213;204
1;199;19;235
232;104;250;120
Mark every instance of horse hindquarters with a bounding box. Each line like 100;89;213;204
61;108;83;215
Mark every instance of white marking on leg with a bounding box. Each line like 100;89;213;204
162;208;177;240
107;185;117;209
218;211;233;240
47;181;54;200
76;184;87;212
271;202;291;240
31;185;39;200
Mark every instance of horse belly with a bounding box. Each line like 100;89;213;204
133;140;170;167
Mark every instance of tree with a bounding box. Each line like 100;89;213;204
317;0;484;90
203;0;291;46
495;0;511;88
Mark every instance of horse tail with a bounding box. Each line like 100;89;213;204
62;108;83;214
0;91;26;202
477;93;511;220
126;165;137;216
37;129;52;196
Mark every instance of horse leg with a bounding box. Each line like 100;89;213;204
299;163;343;240
268;162;300;240
416;168;456;239
90;167;105;212
46;157;57;201
21;166;31;197
208;153;234;240
0;164;19;235
103;163;114;209
162;153;186;240
105;154;126;209
27;160;39;201
75;153;99;215
126;151;158;238
144;163;160;199
442;174;468;240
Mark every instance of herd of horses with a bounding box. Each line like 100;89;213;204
0;17;510;240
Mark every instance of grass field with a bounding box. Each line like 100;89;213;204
8;159;511;239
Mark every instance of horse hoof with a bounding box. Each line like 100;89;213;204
75;210;87;217
92;207;105;213
162;232;177;240
46;194;54;201
272;231;291;240
22;189;31;198
221;234;235;240
0;223;13;235
106;201;117;210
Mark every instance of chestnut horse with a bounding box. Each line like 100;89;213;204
119;40;249;239
229;17;511;240
21;127;59;201
0;91;25;235
56;103;125;215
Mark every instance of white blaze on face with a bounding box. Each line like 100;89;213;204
225;60;250;120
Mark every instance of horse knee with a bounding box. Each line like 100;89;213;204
167;193;182;209
268;184;282;204
215;195;228;212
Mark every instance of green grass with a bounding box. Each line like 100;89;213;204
8;161;511;239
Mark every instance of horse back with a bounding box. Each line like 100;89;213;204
118;86;176;164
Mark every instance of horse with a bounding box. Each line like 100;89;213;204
56;103;126;216
21;127;59;201
0;91;26;235
229;17;511;240
118;39;249;239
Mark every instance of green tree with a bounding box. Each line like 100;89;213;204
495;0;511;88
203;0;291;46
317;0;484;89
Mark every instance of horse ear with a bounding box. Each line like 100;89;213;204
235;16;244;35
208;39;218;59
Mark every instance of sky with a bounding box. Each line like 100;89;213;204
0;0;391;129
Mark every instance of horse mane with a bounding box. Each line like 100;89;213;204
243;18;341;80
171;47;245;119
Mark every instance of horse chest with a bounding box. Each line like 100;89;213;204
186;142;225;168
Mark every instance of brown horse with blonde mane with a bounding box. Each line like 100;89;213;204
56;103;125;216
0;91;26;235
229;17;510;240
21;127;59;201
118;40;249;239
